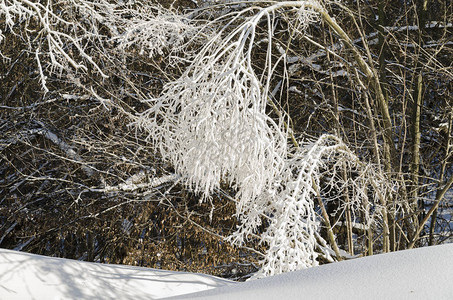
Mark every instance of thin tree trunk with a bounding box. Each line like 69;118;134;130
408;175;453;249
429;113;452;245
342;166;354;256
313;181;343;261
410;73;423;233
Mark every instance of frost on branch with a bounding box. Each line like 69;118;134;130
0;0;113;91
0;0;202;91
111;6;201;58
233;135;366;278
131;1;375;277
133;1;325;202
133;1;331;276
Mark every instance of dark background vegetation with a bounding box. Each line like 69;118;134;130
1;0;452;280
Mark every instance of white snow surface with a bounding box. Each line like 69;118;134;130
0;248;232;299
1;244;453;300
171;244;453;300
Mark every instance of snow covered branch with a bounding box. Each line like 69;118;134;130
132;1;397;277
0;0;203;91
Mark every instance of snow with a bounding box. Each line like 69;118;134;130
0;249;232;299
1;244;453;300
171;244;453;300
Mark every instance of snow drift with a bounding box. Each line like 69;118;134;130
1;244;453;299
171;244;453;300
0;249;232;299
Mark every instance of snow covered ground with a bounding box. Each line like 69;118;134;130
0;249;232;299
1;244;453;300
172;243;453;300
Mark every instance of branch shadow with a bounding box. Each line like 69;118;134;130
0;248;233;299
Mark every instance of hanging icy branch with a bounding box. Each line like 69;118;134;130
133;1;322;201
129;1;400;277
132;1;365;277
233;135;362;278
